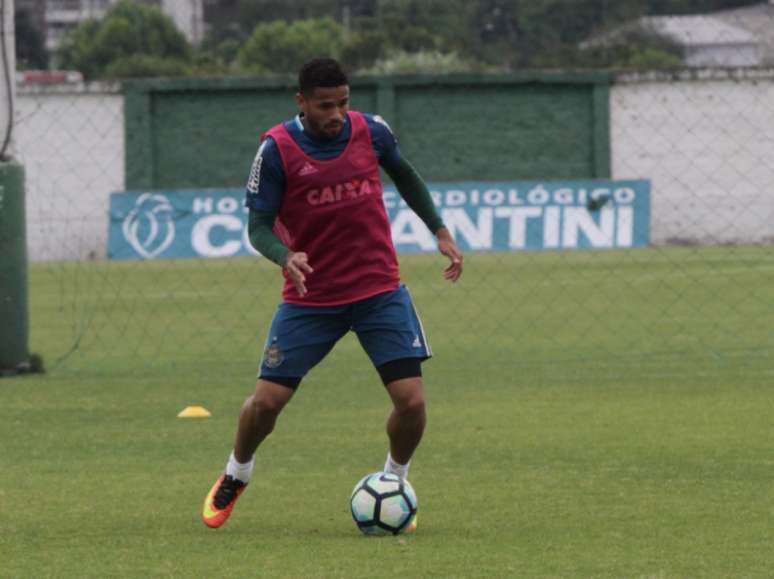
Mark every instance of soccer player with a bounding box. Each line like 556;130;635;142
202;57;463;529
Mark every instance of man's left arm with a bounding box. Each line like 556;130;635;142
368;113;463;281
382;156;442;234
382;156;463;282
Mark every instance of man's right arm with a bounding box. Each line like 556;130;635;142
249;210;313;296
244;138;314;294
248;210;289;266
244;138;290;266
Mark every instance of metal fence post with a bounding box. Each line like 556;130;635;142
0;162;29;374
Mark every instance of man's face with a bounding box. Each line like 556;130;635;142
296;85;350;139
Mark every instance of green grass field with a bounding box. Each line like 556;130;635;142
2;247;773;578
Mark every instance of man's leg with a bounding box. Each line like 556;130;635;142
202;379;296;529
383;376;426;471
352;287;431;478
203;299;349;528
382;375;425;534
234;378;297;463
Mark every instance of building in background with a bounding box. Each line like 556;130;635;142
46;0;113;52
713;0;774;66
16;0;47;41
17;0;206;54
644;16;759;67
159;0;204;45
580;1;774;68
581;15;761;68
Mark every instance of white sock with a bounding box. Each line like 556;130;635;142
384;452;410;481
225;451;255;484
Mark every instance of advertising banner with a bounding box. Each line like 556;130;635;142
108;181;650;260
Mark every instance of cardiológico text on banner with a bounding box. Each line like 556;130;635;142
107;180;650;260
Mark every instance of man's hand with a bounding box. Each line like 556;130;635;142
436;227;463;282
283;251;314;297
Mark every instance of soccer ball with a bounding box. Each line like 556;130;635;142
350;472;418;536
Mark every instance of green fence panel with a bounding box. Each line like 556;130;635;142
124;74;610;190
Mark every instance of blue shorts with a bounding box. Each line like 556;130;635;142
258;285;431;381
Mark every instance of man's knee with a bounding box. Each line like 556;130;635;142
251;379;294;416
250;394;281;418
389;381;426;416
403;392;426;415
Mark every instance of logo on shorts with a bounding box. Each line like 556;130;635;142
263;344;284;368
412;335;422;348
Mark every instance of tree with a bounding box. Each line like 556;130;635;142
574;27;683;69
104;55;192;78
361;50;483;75
236;0;340;29
339;31;388;71
377;0;475;55
58;0;191;79
207;0;479;70
204;0;344;47
67;0;766;78
238;18;347;74
465;0;758;70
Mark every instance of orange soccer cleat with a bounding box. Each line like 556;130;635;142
202;474;247;529
404;514;418;534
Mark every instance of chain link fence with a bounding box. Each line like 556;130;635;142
13;62;774;386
